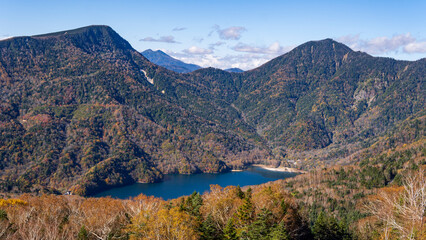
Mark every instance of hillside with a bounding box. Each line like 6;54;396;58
0;26;266;196
0;26;424;196
225;68;244;73
141;49;201;73
1;144;423;239
234;39;425;168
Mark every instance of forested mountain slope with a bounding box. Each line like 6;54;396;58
0;26;424;195
234;39;425;167
0;26;266;196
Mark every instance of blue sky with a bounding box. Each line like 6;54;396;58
1;0;425;70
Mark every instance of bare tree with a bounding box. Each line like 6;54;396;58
364;169;425;239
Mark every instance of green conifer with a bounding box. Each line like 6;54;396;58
223;218;238;240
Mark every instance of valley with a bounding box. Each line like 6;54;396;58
0;25;424;239
0;25;424;197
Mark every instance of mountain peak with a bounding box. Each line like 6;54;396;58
259;38;355;70
225;68;244;73
249;38;357;81
293;38;353;56
32;25;114;38
141;49;201;73
31;25;133;52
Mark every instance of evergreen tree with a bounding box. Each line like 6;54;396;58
245;187;252;199
312;211;331;239
77;226;89;240
247;208;274;239
312;211;350;240
0;209;7;220
200;214;222;240
269;222;289;240
280;200;288;216
223;218;238;240
188;191;203;216
236;194;255;225
181;191;203;218
236;185;245;199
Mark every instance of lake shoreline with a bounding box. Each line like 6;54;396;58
95;166;298;200
252;164;307;173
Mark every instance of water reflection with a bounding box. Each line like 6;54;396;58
94;166;297;200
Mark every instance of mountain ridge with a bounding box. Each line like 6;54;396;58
225;68;244;73
141;49;201;73
0;25;424;196
0;25;266;196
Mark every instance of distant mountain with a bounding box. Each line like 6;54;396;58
233;38;425;164
141;49;201;73
0;26;424;196
225;68;244;73
0;26;262;196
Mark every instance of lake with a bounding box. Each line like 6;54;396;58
94;166;298;200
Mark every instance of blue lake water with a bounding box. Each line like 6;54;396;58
94;167;298;200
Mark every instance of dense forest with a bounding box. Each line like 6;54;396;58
0;139;424;239
0;26;268;196
0;23;425;217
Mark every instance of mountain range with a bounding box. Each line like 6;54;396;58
141;49;202;73
141;49;244;73
224;68;244;73
0;25;424;196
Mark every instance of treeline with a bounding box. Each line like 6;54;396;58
0;183;345;240
1;166;424;239
279;140;425;239
1;136;425;239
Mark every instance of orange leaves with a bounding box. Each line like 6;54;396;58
77;197;129;239
0;194;150;239
129;205;199;240
0;182;314;240
251;184;293;219
200;185;244;229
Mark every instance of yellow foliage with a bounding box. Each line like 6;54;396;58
129;206;199;240
200;185;244;228
0;198;28;207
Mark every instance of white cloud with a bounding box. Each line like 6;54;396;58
140;35;179;43
214;25;246;40
337;34;360;46
167;40;295;70
176;53;264;70
367;34;414;54
403;41;426;53
268;42;281;52
177;54;221;68
218;54;274;70
338;33;426;54
167;48;271;70
170;42;293;70
232;41;293;55
232;43;264;53
182;46;213;55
